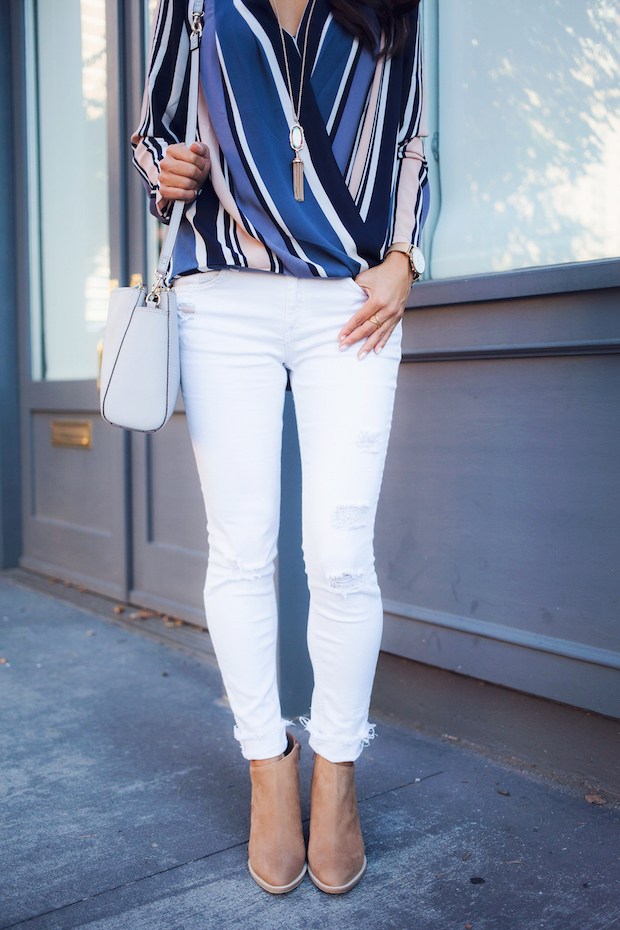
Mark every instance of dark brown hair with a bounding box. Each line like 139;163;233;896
328;0;421;59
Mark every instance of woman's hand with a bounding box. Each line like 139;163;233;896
159;141;210;204
338;251;413;358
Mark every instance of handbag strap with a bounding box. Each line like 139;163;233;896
151;0;205;295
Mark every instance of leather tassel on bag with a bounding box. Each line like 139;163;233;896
293;155;304;202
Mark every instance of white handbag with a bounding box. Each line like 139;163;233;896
100;1;204;433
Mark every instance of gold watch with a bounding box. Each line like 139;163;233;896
386;242;425;282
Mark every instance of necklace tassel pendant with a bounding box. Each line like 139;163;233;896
290;124;306;203
292;155;304;202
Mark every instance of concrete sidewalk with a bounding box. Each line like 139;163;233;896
1;575;618;930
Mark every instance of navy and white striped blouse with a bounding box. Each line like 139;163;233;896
132;0;429;279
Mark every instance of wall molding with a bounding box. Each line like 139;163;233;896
407;258;620;309
401;339;620;364
382;599;620;671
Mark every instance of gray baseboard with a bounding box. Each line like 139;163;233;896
19;556;125;603
128;587;207;628
382;602;620;720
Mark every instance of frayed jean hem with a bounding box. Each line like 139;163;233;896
234;721;291;761
300;717;376;763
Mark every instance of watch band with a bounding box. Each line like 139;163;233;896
385;242;422;281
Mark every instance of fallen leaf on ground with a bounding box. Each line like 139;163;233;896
174;619;183;626
0;658;7;664
47;579;56;584
585;793;606;805
87;630;95;636
465;925;473;929
497;789;511;796
462;851;472;861
64;581;72;587
442;734;458;741
77;587;87;593
113;605;125;614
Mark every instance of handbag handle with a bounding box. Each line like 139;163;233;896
150;0;205;299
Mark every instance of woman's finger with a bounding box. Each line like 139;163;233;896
337;299;376;342
339;306;398;348
166;142;207;167
189;141;209;160
358;319;398;358
372;318;401;354
158;185;198;202
160;170;201;191
160;159;205;182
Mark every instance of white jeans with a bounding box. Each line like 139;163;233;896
174;269;402;763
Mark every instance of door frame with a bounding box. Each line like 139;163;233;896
10;0;149;601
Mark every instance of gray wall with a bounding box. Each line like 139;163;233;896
376;275;620;718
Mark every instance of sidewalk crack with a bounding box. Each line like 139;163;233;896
0;837;250;930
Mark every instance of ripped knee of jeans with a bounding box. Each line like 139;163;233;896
210;554;273;581
331;504;368;531
327;568;382;600
328;570;364;595
356;430;381;454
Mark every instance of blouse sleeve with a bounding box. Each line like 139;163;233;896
131;0;193;222
390;11;429;249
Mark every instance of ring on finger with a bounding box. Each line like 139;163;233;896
369;313;382;329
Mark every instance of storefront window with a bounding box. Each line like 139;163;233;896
429;0;620;279
26;0;110;380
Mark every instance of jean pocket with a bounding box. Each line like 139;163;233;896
345;277;369;300
173;269;223;292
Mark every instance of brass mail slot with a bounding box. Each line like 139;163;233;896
50;419;93;449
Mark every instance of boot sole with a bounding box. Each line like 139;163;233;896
308;855;367;894
248;859;307;894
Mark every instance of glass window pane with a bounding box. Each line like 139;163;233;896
28;0;110;381
431;0;620;279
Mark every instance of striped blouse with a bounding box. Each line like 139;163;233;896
132;0;429;279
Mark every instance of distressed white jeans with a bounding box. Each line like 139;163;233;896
174;269;402;763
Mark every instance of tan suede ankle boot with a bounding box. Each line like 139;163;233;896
248;733;307;894
307;754;367;894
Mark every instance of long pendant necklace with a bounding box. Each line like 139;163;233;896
272;0;317;202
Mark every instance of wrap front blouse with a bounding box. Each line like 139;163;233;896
132;0;429;279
